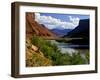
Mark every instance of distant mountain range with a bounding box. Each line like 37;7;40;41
63;19;89;45
26;13;57;38
51;28;72;37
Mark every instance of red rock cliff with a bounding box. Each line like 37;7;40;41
26;12;57;38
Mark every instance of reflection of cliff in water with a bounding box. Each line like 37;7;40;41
67;38;89;49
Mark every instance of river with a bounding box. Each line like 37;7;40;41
49;40;89;58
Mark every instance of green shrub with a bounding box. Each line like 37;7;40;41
70;53;86;65
85;51;90;64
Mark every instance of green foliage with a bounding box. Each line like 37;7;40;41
31;36;89;66
85;51;90;64
53;53;72;65
70;53;86;65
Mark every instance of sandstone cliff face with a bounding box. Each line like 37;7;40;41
26;12;57;38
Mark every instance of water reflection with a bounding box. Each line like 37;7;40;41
49;40;89;56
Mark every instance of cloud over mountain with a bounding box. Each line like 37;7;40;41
35;13;80;29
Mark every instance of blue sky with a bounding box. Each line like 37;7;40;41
35;13;90;30
40;13;89;22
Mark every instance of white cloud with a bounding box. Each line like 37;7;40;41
35;13;80;29
69;16;80;26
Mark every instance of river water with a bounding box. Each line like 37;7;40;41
49;40;89;57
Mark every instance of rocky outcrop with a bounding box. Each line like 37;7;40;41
26;38;52;67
